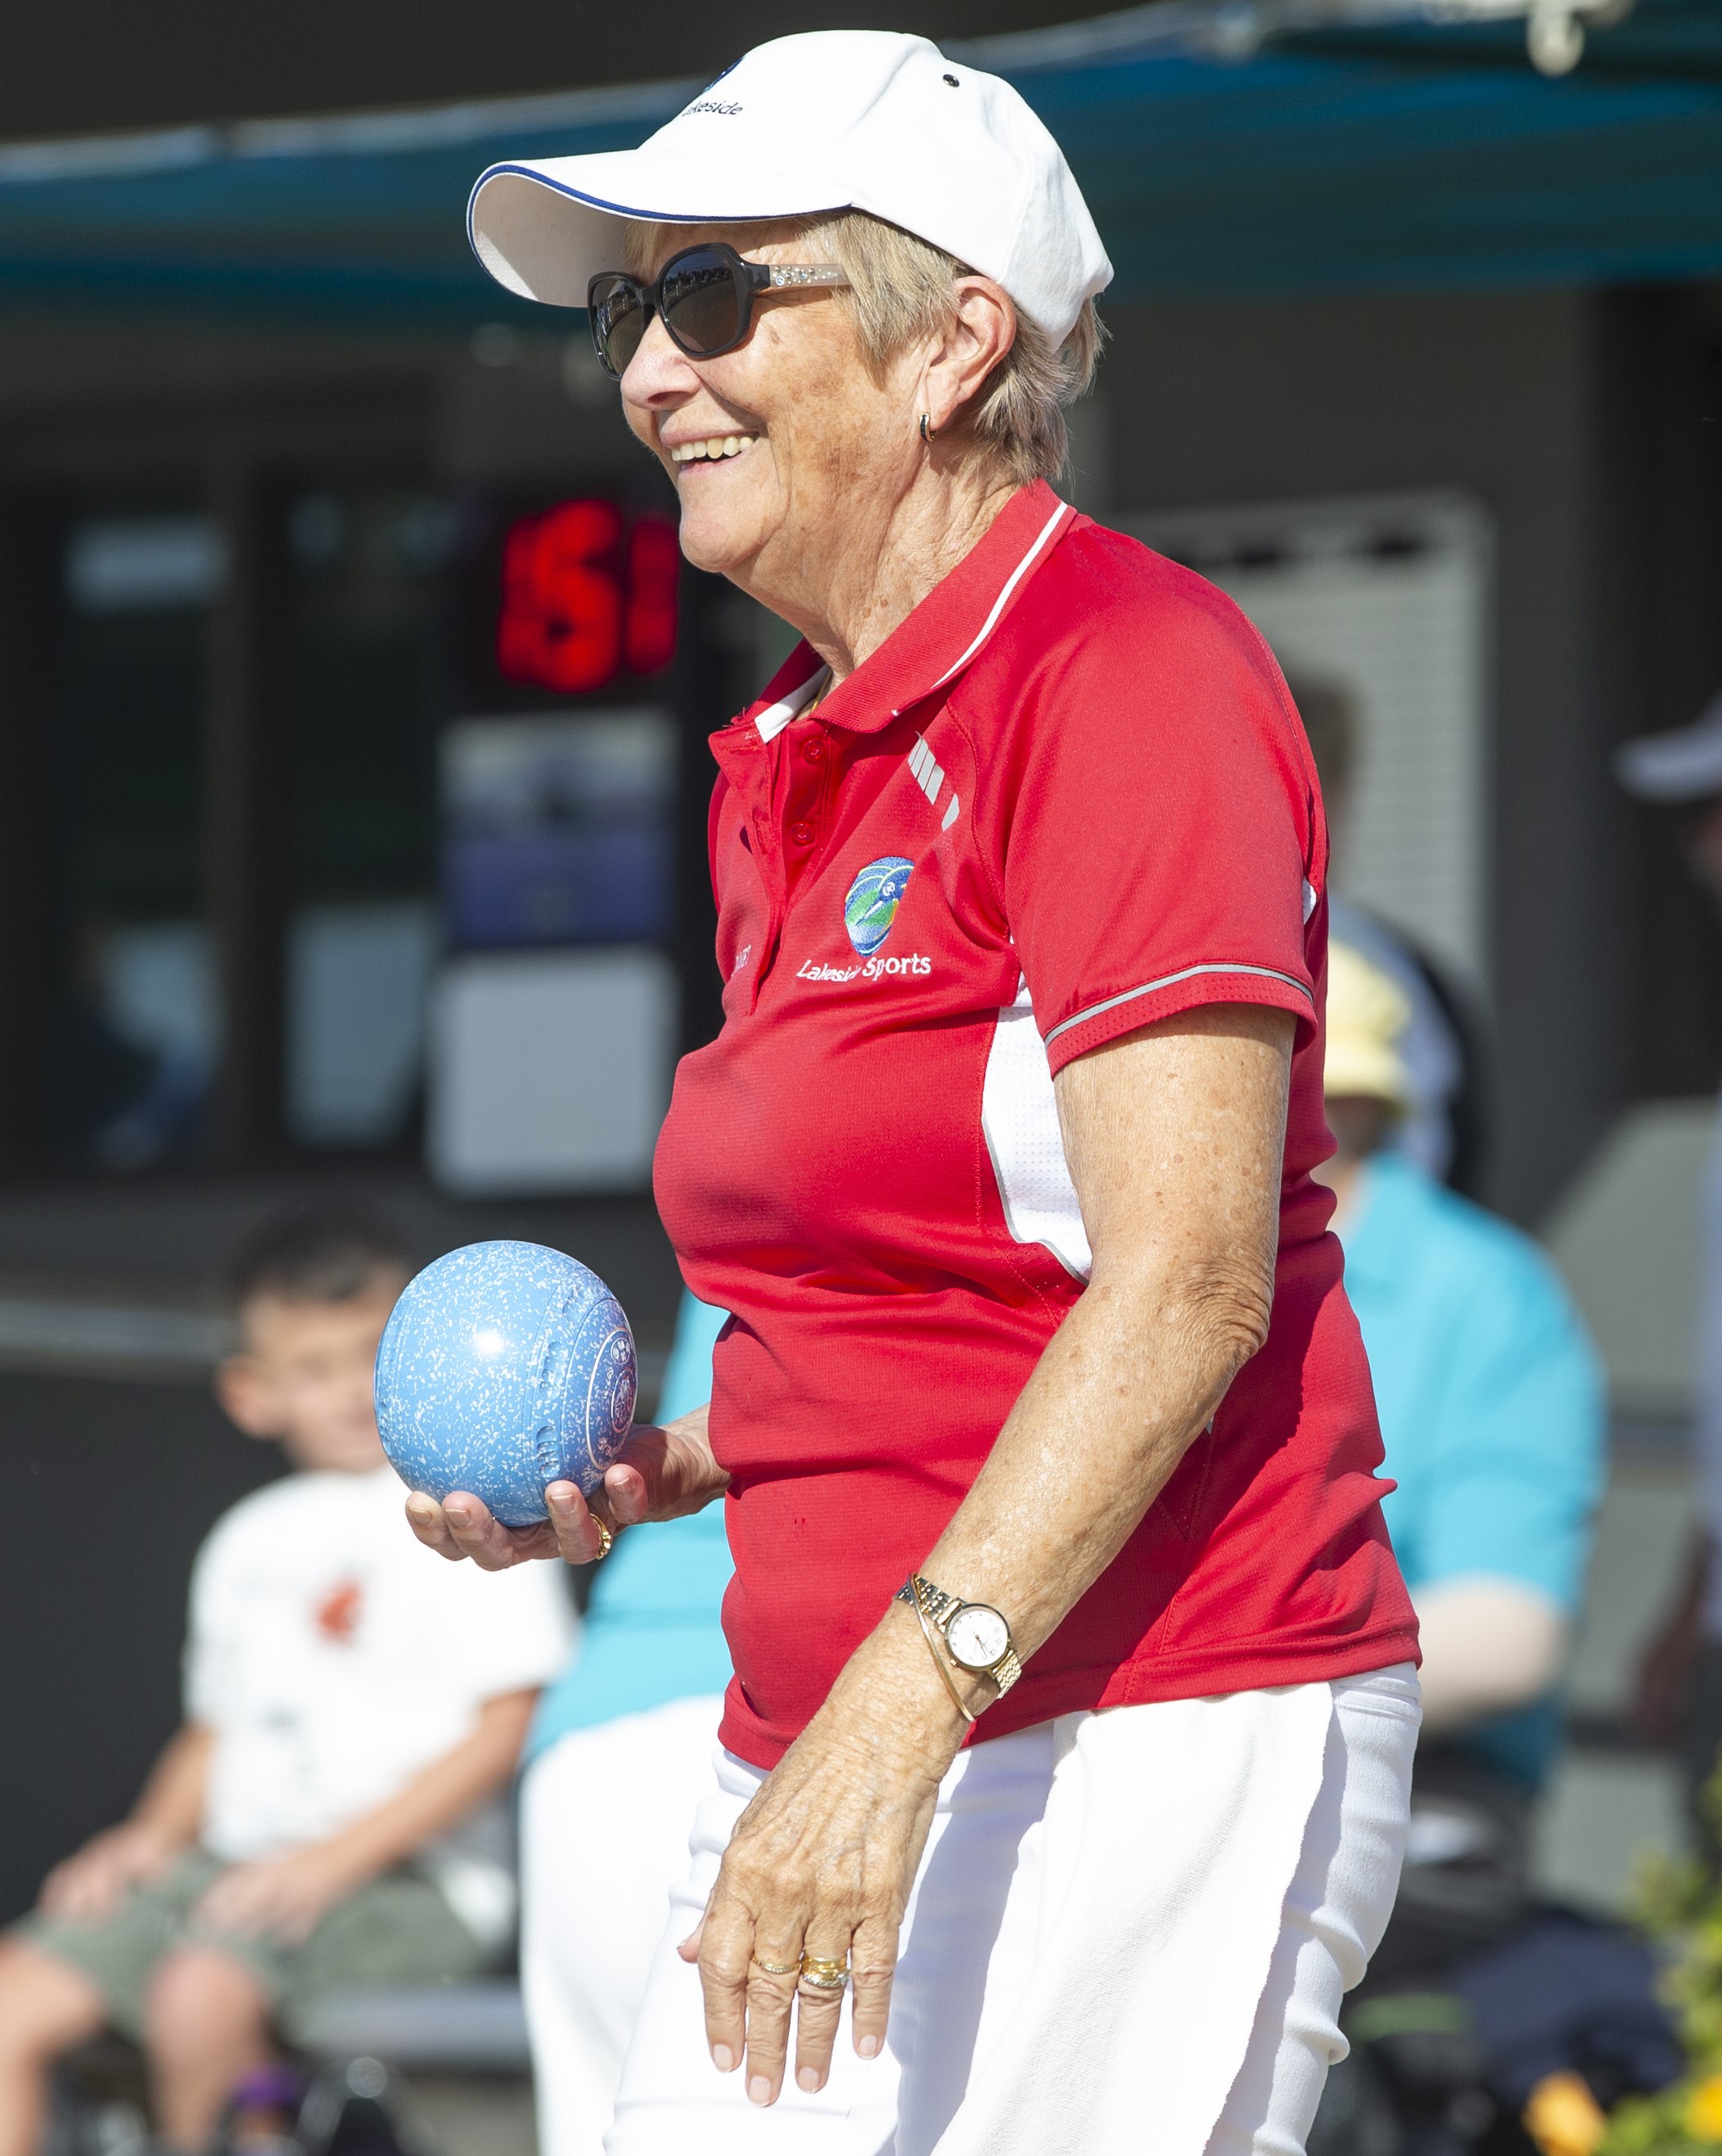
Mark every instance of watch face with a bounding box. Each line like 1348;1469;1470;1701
947;1603;1010;1671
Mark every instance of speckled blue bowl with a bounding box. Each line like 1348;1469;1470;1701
374;1240;637;1526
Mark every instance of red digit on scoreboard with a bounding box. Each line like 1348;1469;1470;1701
624;516;680;675
496;498;624;693
496;500;680;693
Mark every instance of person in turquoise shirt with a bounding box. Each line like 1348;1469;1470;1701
517;1291;733;2156
1319;942;1604;1983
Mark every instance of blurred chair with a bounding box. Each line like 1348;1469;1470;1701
295;1982;530;2074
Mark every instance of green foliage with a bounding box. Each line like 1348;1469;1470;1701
1598;1766;1722;2152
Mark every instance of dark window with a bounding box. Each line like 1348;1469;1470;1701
282;484;448;1153
52;508;221;1172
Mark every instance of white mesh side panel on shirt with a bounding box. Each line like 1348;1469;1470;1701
981;979;1092;1281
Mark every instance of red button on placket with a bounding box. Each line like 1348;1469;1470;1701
788;819;815;847
801;736;827;765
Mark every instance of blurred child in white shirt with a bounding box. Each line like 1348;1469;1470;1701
0;1212;573;2156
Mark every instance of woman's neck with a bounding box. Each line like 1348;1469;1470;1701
756;461;1023;688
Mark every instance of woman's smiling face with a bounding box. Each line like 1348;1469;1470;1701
616;226;919;605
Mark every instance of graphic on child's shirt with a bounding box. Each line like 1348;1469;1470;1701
313;1577;364;1644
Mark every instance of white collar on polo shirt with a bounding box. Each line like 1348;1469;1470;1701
755;663;830;743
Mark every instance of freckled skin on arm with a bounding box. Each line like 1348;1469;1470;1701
919;1002;1292;1662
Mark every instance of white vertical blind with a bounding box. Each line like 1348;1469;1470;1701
1126;491;1494;997
428;947;676;1195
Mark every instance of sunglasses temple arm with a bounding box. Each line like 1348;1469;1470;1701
764;266;850;290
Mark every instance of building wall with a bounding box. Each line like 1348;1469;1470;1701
1102;285;1680;1223
1;285;1715;1228
0;1;1098;140
0;1371;280;1926
0;286;1711;1230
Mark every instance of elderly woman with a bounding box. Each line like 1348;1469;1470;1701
413;29;1422;2156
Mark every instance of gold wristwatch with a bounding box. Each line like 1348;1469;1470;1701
896;1574;1023;1696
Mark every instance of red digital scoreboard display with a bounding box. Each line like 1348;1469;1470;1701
495;499;680;695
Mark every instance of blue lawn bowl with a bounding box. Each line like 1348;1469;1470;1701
374;1240;637;1527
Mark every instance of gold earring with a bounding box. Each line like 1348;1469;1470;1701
919;412;938;443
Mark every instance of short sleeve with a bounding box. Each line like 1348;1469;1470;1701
1411;1240;1606;1611
182;1515;237;1726
990;550;1318;1077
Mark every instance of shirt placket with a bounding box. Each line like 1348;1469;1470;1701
711;725;787;1014
777;715;835;911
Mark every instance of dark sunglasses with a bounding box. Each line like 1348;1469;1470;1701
587;241;850;379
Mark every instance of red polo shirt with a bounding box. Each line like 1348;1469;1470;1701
653;480;1418;1772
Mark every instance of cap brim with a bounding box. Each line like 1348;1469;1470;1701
469;151;853;308
1323;1038;1409;1108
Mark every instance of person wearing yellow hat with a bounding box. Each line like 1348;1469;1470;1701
1312;943;1608;2145
1319;938;1601;1780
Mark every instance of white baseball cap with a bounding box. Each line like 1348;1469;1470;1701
467;30;1113;344
1616;688;1722;803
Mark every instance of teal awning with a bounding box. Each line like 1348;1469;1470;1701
0;0;1719;320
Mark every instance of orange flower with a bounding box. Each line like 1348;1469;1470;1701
1522;2072;1606;2156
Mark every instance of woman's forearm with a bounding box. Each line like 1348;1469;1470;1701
921;1249;1263;1672
832;1006;1294;1742
808;1265;1269;1776
845;1247;1268;1752
923;1011;1287;1673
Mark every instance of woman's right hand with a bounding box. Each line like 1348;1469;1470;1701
405;1404;728;1570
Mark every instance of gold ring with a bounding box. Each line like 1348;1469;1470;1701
591;1517;614;1561
798;1956;850;1992
751;1955;800;1976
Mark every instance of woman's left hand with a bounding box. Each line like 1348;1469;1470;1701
680;1615;964;2107
405;1406;728;1571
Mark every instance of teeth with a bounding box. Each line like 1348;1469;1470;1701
670;434;759;464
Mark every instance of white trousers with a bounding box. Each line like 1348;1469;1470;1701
520;1697;728;2156
607;1667;1419;2156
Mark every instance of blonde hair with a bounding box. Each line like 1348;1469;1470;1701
624;210;1104;486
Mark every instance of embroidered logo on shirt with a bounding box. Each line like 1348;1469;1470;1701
843;857;913;956
313;1578;364;1644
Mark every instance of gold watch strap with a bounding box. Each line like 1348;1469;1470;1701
907;1575;976;1726
896;1574;1022;1697
895;1574;962;1627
